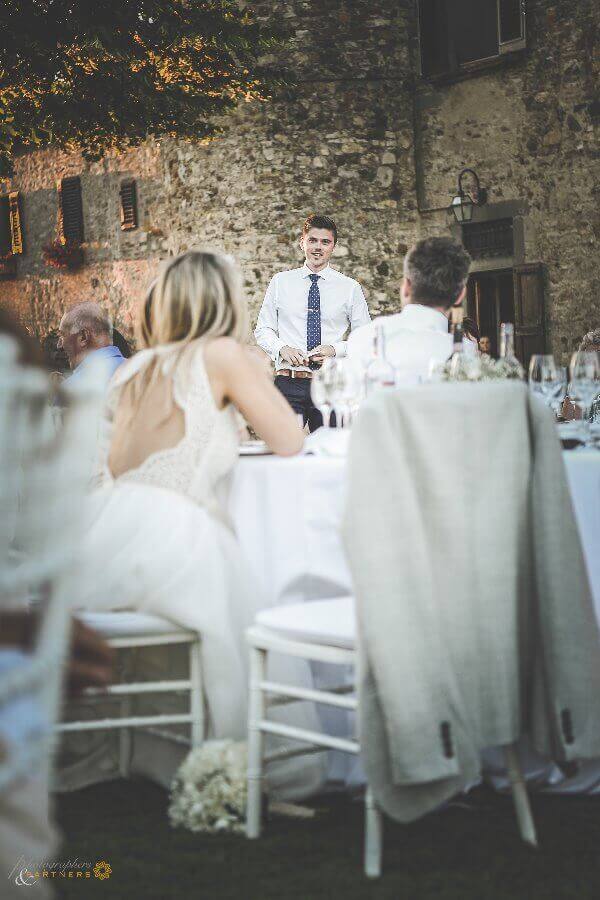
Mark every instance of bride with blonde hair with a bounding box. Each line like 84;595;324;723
70;251;323;796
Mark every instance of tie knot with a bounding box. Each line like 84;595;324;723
309;273;320;283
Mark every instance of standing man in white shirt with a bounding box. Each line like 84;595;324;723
254;214;371;431
348;237;471;382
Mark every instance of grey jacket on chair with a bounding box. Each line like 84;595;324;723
342;382;600;823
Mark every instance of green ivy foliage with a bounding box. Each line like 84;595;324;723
0;0;286;175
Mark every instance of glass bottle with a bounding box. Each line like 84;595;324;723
449;323;467;378
499;323;524;379
364;323;396;395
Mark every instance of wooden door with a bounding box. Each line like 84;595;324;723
513;263;546;367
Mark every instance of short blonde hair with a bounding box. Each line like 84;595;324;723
137;250;249;349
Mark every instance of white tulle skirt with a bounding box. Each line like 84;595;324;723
58;481;326;799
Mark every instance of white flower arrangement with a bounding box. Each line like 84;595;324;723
434;353;524;382
169;740;247;834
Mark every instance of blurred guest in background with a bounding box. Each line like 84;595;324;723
42;329;69;376
479;335;492;356
58;302;125;386
462;316;480;354
562;327;600;421
348;237;471;382
0;308;113;900
0;308;44;367
579;328;600;353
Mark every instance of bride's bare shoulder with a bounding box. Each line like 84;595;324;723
203;337;246;371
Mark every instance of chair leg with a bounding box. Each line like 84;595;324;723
504;743;538;847
119;696;132;778
118;647;133;778
364;787;383;878
189;638;204;747
246;645;267;839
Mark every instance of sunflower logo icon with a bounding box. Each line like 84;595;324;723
93;861;112;880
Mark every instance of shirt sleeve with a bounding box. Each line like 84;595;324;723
333;282;371;358
254;276;285;362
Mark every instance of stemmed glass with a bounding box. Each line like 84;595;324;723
528;355;564;410
334;358;362;428
551;366;568;417
311;358;362;429
311;361;336;428
569;351;600;446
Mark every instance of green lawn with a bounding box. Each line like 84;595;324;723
53;779;600;899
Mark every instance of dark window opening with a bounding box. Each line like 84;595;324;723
119;179;138;231
500;0;524;42
419;0;526;78
454;0;498;66
0;197;11;256
462;219;514;259
59;176;84;243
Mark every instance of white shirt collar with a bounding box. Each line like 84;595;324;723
300;263;332;281
398;303;450;334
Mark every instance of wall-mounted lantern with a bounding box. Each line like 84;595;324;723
449;168;488;223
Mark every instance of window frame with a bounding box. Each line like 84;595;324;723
119;178;138;232
417;0;527;80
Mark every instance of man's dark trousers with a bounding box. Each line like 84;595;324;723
275;375;324;432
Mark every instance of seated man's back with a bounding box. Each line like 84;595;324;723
348;305;452;383
348;236;471;383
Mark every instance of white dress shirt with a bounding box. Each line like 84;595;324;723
254;264;371;372
347;303;453;382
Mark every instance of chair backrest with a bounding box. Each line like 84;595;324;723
0;335;104;791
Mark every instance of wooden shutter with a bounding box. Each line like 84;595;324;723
119;179;138;231
8;192;23;254
513;263;545;367
59;176;84;243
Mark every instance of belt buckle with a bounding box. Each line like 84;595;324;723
290;370;297;379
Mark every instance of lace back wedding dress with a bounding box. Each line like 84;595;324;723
63;339;325;799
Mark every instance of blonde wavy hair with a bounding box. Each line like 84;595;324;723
137;250;249;349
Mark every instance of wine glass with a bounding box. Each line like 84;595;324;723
311;360;337;428
334;358;363;428
569;351;600;446
551;366;568;418
528;355;563;408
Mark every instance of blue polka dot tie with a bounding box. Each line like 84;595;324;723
307;273;321;369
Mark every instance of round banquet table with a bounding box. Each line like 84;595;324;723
228;447;600;794
229;449;600;616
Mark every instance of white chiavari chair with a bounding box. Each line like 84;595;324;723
246;596;537;879
56;611;204;778
0;334;104;791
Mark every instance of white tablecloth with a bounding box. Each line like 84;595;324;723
229;448;600;794
230;450;599;615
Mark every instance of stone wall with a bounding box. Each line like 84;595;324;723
0;0;598;363
411;0;600;361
